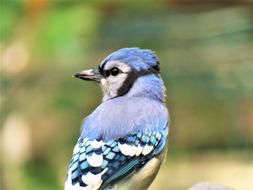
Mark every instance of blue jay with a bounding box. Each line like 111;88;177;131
65;47;169;190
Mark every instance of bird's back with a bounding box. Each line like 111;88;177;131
65;97;169;190
82;96;168;141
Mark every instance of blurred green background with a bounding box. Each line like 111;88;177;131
0;0;253;190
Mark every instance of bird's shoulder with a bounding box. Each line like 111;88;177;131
81;97;169;141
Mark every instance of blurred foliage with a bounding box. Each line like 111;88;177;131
0;0;252;190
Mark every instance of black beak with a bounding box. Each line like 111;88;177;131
74;68;102;82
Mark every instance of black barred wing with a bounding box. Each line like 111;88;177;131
65;128;167;190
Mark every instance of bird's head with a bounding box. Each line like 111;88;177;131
75;47;165;102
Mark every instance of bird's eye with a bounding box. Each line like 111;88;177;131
110;67;120;76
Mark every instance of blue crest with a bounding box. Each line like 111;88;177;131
100;47;159;71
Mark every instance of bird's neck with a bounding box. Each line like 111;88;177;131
102;74;166;102
126;74;166;102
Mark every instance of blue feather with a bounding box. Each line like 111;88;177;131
81;97;168;141
66;127;167;189
65;47;169;190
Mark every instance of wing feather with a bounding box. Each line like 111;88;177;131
65;127;168;190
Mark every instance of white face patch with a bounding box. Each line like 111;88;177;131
100;78;107;86
100;61;132;100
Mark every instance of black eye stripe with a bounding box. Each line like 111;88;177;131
100;67;122;77
116;66;160;97
99;63;160;78
105;70;110;77
117;70;139;97
98;66;103;74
